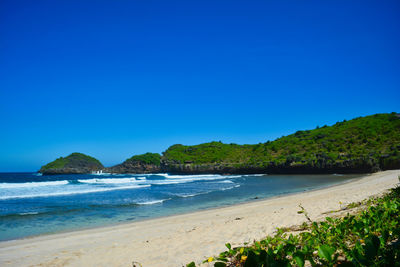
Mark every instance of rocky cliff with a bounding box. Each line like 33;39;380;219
161;157;394;175
106;153;162;174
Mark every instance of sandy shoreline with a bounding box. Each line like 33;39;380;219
0;170;399;267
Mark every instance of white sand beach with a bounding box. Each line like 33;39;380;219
0;170;399;267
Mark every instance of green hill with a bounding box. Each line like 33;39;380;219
106;153;162;174
162;113;400;173
40;113;400;175
39;152;104;174
125;152;161;166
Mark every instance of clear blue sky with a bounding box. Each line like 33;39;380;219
1;0;399;171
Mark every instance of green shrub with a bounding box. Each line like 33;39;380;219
125;152;161;165
193;186;400;266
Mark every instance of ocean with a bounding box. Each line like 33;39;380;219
0;172;361;241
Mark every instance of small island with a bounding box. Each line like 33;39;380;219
39;152;104;175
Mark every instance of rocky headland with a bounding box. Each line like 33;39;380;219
105;153;162;174
39;113;400;175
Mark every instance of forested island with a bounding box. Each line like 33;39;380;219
39;153;104;174
39;113;400;175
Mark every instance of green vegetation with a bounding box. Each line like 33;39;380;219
40;156;69;170
39;152;103;172
125;152;161;166
41;113;400;174
188;181;400;266
164;113;400;172
163;142;246;164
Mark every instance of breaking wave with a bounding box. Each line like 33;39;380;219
0;184;151;200
0;180;69;189
0;173;241;201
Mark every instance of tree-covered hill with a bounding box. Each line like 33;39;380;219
162;113;400;174
39;152;104;174
105;153;162;174
126;153;161;166
40;113;400;175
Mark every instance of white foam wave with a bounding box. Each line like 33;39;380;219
0;180;69;189
136;199;170;205
158;174;220;179
18;212;39;215
225;175;242;178
149;180;187;185
150;177;226;185
220;180;234;184
221;185;241;191
0;184;151;200
78;177;139;184
174;192;206;198
114;173;167;177
148;175;241;186
159;174;242;183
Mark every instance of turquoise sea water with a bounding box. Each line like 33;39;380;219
0;172;362;241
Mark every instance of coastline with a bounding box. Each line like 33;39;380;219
0;173;361;242
0;170;399;267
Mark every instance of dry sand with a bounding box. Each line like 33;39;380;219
0;170;399;267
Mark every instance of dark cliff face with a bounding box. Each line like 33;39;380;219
106;152;162;174
106;161;162;174
102;157;400;175
39;153;104;175
162;157;399;175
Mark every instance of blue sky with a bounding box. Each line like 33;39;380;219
0;0;399;171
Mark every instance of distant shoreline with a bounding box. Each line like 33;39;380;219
1;170;398;267
39;113;400;176
38;167;385;176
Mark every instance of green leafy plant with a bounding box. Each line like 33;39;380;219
190;185;400;266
